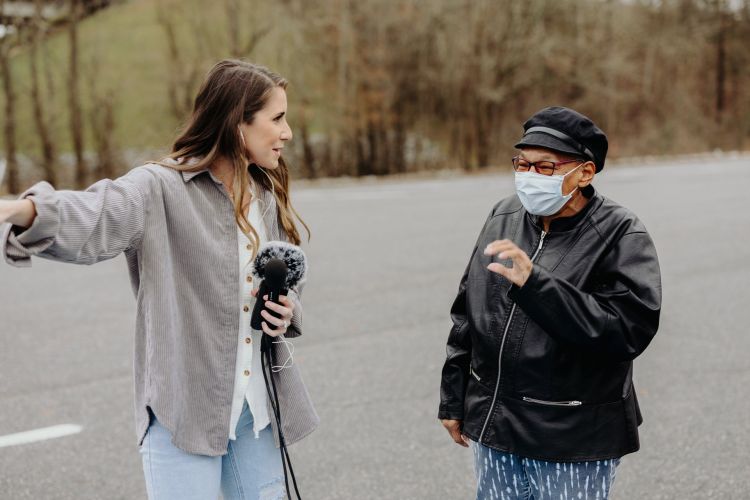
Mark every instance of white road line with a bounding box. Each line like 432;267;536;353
0;424;83;448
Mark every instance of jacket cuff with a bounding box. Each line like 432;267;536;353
508;265;543;302
438;405;464;421
3;182;59;267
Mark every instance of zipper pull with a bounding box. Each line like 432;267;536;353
530;231;546;261
538;231;546;250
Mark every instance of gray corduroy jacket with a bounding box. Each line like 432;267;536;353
2;162;319;456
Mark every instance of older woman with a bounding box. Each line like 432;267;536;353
439;106;662;500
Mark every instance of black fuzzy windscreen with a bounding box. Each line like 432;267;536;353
251;241;307;289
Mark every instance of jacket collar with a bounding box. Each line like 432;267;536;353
174;157;279;231
178;157;248;186
179;158;219;183
163;157;212;183
181;169;210;182
180;168;208;182
529;184;601;232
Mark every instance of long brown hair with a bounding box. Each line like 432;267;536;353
162;59;309;258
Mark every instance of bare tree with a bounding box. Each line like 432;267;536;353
713;0;728;124
28;0;57;185
225;0;270;59
88;87;119;180
0;0;20;193
155;0;202;120
68;0;86;187
5;0;750;186
83;29;122;182
156;0;273;123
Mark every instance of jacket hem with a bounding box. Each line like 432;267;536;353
470;435;637;463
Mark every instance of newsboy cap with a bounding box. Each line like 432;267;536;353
514;106;608;172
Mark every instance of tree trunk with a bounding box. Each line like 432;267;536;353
156;1;189;121
298;119;317;179
226;0;241;57
91;93;117;180
0;6;19;194
715;0;727;124
474;98;489;168
391;112;406;174
30;0;57;185
69;0;86;186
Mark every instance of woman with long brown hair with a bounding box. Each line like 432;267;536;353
0;59;318;499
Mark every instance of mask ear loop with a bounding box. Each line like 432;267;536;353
562;162;584;197
564;162;584;177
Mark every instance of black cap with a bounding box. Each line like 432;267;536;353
514;107;608;172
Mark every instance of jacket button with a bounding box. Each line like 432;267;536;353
246;244;252;251
243;305;249;313
246;276;252;283
245;337;252;344
244;370;250;376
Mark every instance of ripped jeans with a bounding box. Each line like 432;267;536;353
139;400;285;500
473;441;620;500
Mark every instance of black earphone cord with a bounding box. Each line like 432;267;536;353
261;335;302;500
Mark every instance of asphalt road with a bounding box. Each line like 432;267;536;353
1;155;749;499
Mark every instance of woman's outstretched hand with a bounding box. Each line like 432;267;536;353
0;199;37;228
250;288;295;337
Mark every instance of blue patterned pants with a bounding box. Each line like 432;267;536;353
473;442;620;500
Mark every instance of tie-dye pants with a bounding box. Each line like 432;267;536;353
473;441;620;500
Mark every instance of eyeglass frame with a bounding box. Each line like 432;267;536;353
512;155;584;176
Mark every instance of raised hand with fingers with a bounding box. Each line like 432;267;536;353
484;239;533;287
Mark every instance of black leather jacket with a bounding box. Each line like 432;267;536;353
439;186;661;461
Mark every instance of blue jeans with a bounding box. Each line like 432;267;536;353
473;442;620;500
139;400;284;500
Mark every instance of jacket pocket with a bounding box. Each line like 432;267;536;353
522;396;582;407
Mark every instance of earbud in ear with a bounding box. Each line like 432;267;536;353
238;125;247;148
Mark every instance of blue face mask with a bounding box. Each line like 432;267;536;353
514;164;582;216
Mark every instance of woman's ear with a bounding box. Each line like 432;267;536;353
579;161;596;187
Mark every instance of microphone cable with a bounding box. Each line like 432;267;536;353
261;334;302;500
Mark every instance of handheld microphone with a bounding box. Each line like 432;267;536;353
249;241;308;500
250;241;307;334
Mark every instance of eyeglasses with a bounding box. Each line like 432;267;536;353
512;156;582;176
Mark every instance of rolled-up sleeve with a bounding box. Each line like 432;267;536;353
509;230;662;361
2;168;153;267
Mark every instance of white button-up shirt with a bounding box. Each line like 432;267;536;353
228;195;271;440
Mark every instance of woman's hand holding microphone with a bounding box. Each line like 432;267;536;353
250;288;294;337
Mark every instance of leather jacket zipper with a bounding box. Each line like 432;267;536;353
478;230;546;444
522;396;582;407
